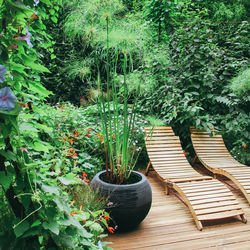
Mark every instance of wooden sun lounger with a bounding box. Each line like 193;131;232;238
145;127;246;230
190;126;250;205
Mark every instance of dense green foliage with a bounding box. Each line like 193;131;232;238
0;0;249;248
0;1;113;249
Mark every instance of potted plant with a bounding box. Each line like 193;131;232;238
91;15;152;232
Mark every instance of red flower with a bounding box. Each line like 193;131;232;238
243;145;247;149
97;133;101;137
67;148;74;153
88;128;91;132
64;137;68;141
82;172;87;178
69;139;74;144
113;135;116;139
104;215;109;221
100;138;103;142
184;152;187;156
108;227;115;234
70;211;78;217
82;220;86;223
73;153;77;157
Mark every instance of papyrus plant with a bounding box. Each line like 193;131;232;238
98;15;141;185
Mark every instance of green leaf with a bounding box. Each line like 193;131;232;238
0;150;17;161
14;221;30;238
51;16;58;23
29;81;53;97
40;0;52;5
41;184;59;195
58;176;77;185
0;171;13;190
89;222;103;234
43;221;59;235
39;236;43;244
19;122;38;132
31;220;41;228
32;141;50;153
24;62;51;73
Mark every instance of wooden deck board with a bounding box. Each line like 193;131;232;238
107;173;250;250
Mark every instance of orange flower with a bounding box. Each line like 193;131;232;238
73;153;77;157
31;13;39;19
108;227;115;234
85;135;88;138
113;135;116;139
104;215;109;221
100;138;104;142
243;145;247;149
82;172;87;177
69;139;74;144
88;133;91;136
67;148;74;153
88;128;91;132
70;211;78;217
97;133;101;137
82;220;86;223
69;154;73;158
73;132;79;137
133;129;136;132
64;137;68;141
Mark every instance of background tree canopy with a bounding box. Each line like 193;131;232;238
42;0;249;164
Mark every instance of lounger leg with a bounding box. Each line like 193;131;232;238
195;220;203;231
145;161;151;176
240;214;247;224
165;184;169;195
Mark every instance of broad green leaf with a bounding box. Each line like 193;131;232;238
19;122;38;132
0;150;17;161
58;176;76;185
89;222;103;234
14;221;30;238
41;184;59;195
78;227;93;238
32;141;50;153
0;171;13;190
43;221;59;235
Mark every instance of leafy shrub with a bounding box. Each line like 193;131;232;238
230;68;250;97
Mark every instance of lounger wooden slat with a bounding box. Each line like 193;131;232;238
190;127;250;204
145;127;246;230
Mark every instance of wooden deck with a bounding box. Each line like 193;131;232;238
107;171;250;250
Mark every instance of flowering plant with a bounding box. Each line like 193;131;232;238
98;16;142;185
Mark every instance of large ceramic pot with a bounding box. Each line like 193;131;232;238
91;170;152;231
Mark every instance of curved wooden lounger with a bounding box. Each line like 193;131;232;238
190;126;250;205
145;127;246;230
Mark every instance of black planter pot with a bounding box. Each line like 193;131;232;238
91;170;152;232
